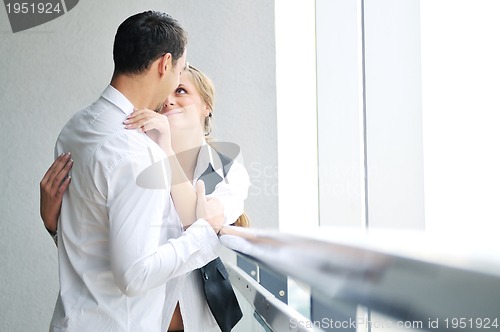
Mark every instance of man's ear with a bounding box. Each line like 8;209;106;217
158;53;173;75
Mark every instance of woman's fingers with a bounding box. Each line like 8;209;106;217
124;112;169;133
139;121;156;133
53;159;73;197
40;152;71;192
40;154;73;233
126;108;157;121
125;117;154;130
57;175;72;195
124;110;155;128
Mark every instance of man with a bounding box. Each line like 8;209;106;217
49;11;224;331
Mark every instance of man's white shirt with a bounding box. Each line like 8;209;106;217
50;86;221;332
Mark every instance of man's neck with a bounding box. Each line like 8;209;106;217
110;73;159;110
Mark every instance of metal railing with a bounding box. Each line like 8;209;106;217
221;228;500;331
226;262;321;332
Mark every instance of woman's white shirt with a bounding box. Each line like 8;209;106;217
161;141;250;332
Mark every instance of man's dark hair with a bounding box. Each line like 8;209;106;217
113;11;187;75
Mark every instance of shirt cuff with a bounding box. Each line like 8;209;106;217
187;218;220;254
166;218;221;274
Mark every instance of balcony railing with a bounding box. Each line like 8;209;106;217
221;228;500;331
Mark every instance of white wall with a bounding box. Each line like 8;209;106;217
314;0;500;236
275;0;318;232
314;0;425;230
0;1;277;331
363;0;424;230
421;0;500;235
316;0;365;228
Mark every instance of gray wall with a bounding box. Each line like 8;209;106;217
0;1;277;331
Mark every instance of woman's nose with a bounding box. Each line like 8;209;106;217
164;97;175;107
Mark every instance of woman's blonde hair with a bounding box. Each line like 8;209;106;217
186;65;215;136
188;64;251;228
233;213;250;228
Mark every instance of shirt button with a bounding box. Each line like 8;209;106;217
204;273;209;280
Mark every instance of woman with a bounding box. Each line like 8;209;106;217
40;65;250;332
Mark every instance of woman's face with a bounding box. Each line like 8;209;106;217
160;71;209;134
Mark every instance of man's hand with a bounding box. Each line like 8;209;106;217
40;152;73;233
195;180;224;234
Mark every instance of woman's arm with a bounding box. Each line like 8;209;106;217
124;109;198;228
40;152;73;236
124;109;251;228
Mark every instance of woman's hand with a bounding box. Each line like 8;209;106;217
40;152;73;233
124;108;173;154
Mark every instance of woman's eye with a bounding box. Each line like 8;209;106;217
176;88;186;94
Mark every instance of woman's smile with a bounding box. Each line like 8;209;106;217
164;109;183;117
